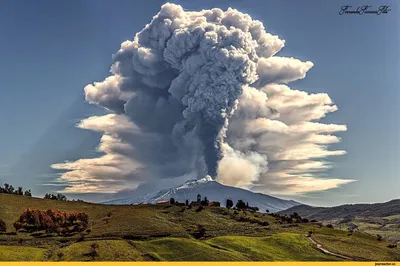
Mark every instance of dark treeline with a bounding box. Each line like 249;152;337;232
44;193;67;201
0;183;32;197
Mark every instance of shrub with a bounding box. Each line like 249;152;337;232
387;243;397;248
195;206;204;212
235;200;246;210
0;219;6;233
86;229;92;234
193;225;206;239
169;198;175;205
260;221;269;226
377;234;383;241
326;224;333;228
57;252;64;260
88;243;99;258
13;208;89;235
77;234;85;242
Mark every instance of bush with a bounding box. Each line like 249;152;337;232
88;243;99;258
0;219;6;233
77;233;85;242
195;206;204;212
377;234;383;241
259;221;269;226
57;252;64;260
193;225;206;239
387;243;397;248
235;200;246;210
326;224;333;228
14;208;89;235
169;198;175;205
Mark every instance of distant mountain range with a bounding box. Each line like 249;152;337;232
278;199;400;220
103;176;301;213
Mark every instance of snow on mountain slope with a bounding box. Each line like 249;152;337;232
103;177;300;212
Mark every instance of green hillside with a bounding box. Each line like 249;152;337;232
0;193;399;261
278;200;400;242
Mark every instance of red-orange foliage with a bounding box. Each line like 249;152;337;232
14;208;88;234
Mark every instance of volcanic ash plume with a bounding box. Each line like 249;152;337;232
52;3;355;194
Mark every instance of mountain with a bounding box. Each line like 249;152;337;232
103;176;301;212
278;199;400;220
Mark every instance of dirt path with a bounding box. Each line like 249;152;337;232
307;235;354;260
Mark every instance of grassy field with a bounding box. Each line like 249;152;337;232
0;245;48;261
0;193;399;261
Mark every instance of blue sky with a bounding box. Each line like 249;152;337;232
0;0;398;206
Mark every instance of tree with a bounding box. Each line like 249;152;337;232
44;193;67;201
266;209;270;213
169;198;175;205
16;187;23;195
24;190;32;197
197;194;201;203
185;199;189;206
201;196;209;206
0;219;6;233
236;200;246;210
226;199;233;209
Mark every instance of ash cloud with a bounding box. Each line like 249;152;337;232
52;3;355;195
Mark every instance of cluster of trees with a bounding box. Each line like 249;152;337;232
225;199;259;212
0;183;32;197
270;212;313;224
13;208;89;235
44;193;67;201
169;194;219;207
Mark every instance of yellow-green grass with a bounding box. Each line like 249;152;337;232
1;193;400;261
0;245;47;261
312;231;400;261
0;193;278;240
206;233;339;261
133;237;247;261
50;240;144;261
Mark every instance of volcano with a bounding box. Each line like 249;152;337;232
102;177;301;212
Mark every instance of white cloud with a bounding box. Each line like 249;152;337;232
51;3;354;196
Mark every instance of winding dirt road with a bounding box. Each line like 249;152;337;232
307;235;355;260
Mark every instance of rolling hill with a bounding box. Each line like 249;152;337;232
279;199;400;242
0;193;399;261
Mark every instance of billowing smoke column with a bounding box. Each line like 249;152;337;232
87;4;263;178
52;3;354;194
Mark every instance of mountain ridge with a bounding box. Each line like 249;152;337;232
102;177;300;212
278;199;400;220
